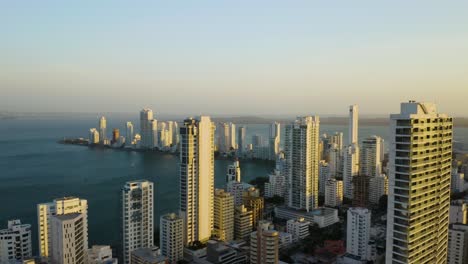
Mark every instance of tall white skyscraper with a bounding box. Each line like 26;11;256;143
160;213;183;263
328;145;341;178
386;102;453;264
269;122;281;160
126;122;134;146
360;135;384;177
329;132;343;151
140;108;158;149
214;189;234;242
319;160;330;195
229;122;237;150
122;180;154;264
89;128;100;144
0;220;32;263
179;116;215;245
37;197;88;261
99;116;107;143
285;116;320;212
343;105;360;199
237;126;246;155
347;207;371;260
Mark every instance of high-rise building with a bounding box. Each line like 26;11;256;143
324;178;343;207
330;132;344;151
269;122;281;161
50;212;88;264
284;116;320;211
218;122;230;153
179;116;215;245
250;220;279;264
112;128;120;144
37;197;88;260
447;223;468;264
352;175;370;208
214;189;235;242
89;128;100;144
328;144;341;178
385;101;453;264
451;169;465;193
360;136;384;177
265;169;286;198
243;187;264;228
229;122;237;150
343;105;360;199
126;122;134;146
234;205;253;240
227;161;241;183
368;174;388;204
319;160;330;195
88;245;118;264
122;180;154;264
286;218;310;242
160;213;183;263
237;126;246;156
140;108;158;149
99;116;107;143
0;220;32;263
450;200;467;224
347;207;371;261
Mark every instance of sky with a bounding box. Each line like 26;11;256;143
1;1;468;116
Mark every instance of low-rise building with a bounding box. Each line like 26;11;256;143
274;206;339;228
286;218;310;242
88;245;118;264
131;247;167;264
0;220;32;263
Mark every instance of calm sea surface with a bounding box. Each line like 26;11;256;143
0;117;467;255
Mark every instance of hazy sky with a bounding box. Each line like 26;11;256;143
1;1;468;116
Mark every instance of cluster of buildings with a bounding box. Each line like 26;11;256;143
88;108;179;152
3;101;466;264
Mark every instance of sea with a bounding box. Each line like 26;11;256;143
1;116;467;256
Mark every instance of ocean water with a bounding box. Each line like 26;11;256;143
0;117;467;256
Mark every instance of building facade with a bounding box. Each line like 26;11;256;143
122;180;154;264
346;207;371;261
214;189;235;242
0;220;32;263
250;221;279;264
385;102;453;264
324;178;343;207
160;213;183;263
179;116;215;245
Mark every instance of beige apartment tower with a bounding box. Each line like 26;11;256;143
385;102;453;264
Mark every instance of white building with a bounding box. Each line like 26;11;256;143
140;108;158;149
269;122;281;161
360;135;384;177
227;161;241;183
179;116;215;245
448;223;468;264
343;105;360;199
451;169;465;193
265;169;286;198
347;207;371;261
330;132;344;151
37;197;88;260
99;116;107;143
126;122;134;147
274;206;338;228
89;128;100;144
286;218;310;242
229;122;237;150
386;102;453;264
450;200;468;224
285;116;320;212
50;212;88;264
214;189;234;242
250;221;279;264
0;220;32;263
324;178;343;207
217;122;230;153
88;245;118;264
278;232;293;249
122;180;154;264
160;213;183;264
368;174;388;204
319;160;330;196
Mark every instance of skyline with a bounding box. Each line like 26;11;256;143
2;1;468;115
